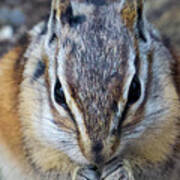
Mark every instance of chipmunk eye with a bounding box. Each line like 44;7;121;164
127;75;141;105
54;79;67;109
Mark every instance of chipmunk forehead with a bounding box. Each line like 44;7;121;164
58;3;136;92
70;0;136;27
60;2;134;47
59;14;135;104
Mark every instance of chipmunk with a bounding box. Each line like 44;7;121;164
0;0;179;179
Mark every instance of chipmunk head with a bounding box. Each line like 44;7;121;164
22;0;177;169
42;0;150;165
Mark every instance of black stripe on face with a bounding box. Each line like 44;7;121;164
137;6;147;42
48;10;57;44
61;5;73;25
33;61;45;81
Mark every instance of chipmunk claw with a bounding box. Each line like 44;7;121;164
100;160;134;180
75;166;100;180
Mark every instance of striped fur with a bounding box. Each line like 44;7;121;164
0;0;179;179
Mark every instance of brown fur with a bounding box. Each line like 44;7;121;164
0;46;30;177
121;4;137;31
0;0;180;180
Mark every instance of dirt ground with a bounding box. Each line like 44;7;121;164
0;0;179;56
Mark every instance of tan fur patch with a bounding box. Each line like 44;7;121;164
121;3;137;31
53;0;71;19
0;47;27;168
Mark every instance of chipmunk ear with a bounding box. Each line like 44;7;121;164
50;0;73;25
121;0;147;42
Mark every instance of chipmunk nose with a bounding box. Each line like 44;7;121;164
79;135;118;166
92;141;103;154
91;140;105;165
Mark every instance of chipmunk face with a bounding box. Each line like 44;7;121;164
56;14;137;163
41;0;147;165
21;0;175;169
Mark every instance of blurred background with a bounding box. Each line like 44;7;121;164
0;0;179;56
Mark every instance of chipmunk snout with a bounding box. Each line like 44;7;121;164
79;135;119;166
